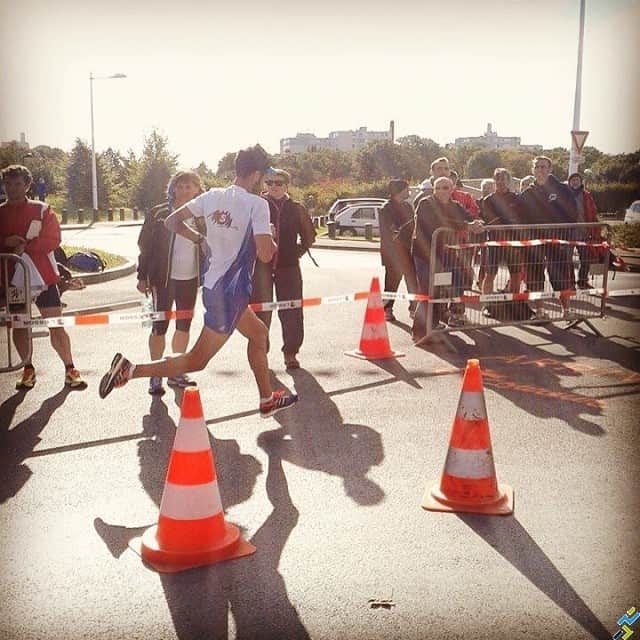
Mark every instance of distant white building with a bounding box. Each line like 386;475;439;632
280;126;392;154
452;123;541;152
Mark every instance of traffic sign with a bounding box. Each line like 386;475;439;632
571;130;589;152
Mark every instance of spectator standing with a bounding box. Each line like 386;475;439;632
411;177;484;337
519;156;578;318
378;179;418;321
34;177;46;201
250;169;316;369
136;170;204;395
480;168;525;294
0;164;87;390
100;145;299;418
567;172;599;288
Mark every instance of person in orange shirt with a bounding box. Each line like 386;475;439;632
0;164;87;390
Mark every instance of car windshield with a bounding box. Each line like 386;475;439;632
632;202;640;212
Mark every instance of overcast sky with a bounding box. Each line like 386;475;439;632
1;0;639;170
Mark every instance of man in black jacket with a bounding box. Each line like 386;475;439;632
378;178;417;321
250;169;316;369
480;168;525;295
519;156;578;318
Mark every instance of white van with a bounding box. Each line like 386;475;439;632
328;197;386;220
335;204;382;236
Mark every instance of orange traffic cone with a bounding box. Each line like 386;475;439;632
422;359;513;515
345;277;404;360
133;387;255;572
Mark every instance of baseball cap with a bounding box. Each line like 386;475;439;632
235;144;274;175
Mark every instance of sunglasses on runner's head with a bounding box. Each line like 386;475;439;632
265;180;286;186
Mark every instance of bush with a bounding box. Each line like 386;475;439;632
589;182;640;214
611;223;640;249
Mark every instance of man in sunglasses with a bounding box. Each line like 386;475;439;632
99;145;299;418
250;169;316;369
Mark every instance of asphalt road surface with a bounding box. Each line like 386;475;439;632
1;226;639;639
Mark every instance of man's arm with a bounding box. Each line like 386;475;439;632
255;233;277;263
164;204;202;243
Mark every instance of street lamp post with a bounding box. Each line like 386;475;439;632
90;72;126;213
569;0;586;175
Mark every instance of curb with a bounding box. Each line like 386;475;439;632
62;298;141;317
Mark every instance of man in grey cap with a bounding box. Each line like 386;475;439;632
100;144;299;418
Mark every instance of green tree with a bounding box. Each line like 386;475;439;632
193;161;225;190
465;149;501;179
133;129;179;210
216;152;236;180
497;149;535;179
65;138;111;209
101;147;128;204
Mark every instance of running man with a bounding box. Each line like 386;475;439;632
99;145;298;418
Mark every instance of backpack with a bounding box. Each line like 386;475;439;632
68;251;106;272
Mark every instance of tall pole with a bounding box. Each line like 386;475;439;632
569;0;586;175
90;72;98;212
89;72;126;214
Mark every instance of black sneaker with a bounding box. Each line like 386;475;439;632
259;390;298;418
99;353;132;399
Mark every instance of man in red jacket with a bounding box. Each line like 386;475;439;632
0;164;86;390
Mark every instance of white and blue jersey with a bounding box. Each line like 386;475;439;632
187;185;271;334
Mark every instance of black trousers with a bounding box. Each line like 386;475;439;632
251;261;304;355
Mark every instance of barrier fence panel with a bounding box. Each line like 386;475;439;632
1;253;33;373
419;223;611;340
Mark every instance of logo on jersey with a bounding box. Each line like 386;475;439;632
209;209;233;228
548;193;558;202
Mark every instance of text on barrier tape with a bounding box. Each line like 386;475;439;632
1;289;637;328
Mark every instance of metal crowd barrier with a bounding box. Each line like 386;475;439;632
416;222;611;343
1;253;33;373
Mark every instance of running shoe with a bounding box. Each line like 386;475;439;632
167;373;197;388
259;390;298;418
148;376;165;396
65;367;88;389
16;366;36;390
99;353;132;399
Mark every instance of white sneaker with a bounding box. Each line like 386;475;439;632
167;373;197;388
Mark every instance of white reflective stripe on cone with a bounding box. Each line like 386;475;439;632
456;391;487;421
159;480;223;520
362;325;386;340
443;447;495;479
368;292;383;307
173;417;211;453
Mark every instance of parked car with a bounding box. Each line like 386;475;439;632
335;204;382;236
327;197;386;220
624;200;640;224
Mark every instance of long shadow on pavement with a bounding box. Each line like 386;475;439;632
0;387;71;504
420;320;640;436
260;368;385;506
458;514;610;639
94;392;309;639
